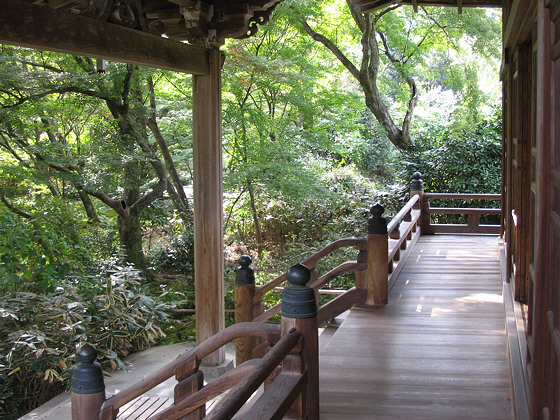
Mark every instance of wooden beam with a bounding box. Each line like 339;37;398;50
0;0;209;75
352;0;502;13
193;48;225;366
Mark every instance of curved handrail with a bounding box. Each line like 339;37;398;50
254;238;366;299
254;260;366;323
100;322;280;417
309;261;365;290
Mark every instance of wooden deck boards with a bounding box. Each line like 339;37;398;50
319;235;514;420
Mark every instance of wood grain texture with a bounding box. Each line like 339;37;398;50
319;235;515;419
193;48;224;365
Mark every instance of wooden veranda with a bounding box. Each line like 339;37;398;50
5;0;560;418
319;234;515;419
61;231;517;419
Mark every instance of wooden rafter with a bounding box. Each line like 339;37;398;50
12;0;283;46
0;0;210;74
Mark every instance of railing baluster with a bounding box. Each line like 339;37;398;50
174;358;205;419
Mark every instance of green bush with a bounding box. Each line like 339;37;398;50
150;230;195;275
0;262;168;419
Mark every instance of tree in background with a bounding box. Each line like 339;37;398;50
0;47;192;273
287;0;501;151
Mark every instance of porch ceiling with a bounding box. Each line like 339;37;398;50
15;0;282;46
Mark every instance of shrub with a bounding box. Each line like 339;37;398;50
0;262;168;419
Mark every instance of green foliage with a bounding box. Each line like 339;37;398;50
150;230;195;275
0;210;73;294
0;261;168;418
407;110;502;194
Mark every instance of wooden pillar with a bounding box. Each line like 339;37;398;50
280;264;319;420
367;204;388;306
193;47;224;365
71;344;106;420
410;172;427;234
235;255;256;366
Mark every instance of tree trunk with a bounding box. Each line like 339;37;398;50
247;179;263;256
78;189;100;223
117;203;146;271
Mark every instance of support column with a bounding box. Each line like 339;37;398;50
193;48;224;365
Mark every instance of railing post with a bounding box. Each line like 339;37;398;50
367;204;389;306
410;171;428;234
281;264;319;420
235;255;256;365
71;344;106;420
174;359;205;419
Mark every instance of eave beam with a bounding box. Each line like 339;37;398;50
353;0;501;13
0;0;209;75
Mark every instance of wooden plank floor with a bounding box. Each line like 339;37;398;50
319;235;514;420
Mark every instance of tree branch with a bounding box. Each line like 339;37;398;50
297;17;360;80
0;189;33;219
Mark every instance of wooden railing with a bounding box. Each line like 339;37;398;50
70;171;502;420
234;191;423;365
410;172;502;235
71;267;321;419
421;192;501;234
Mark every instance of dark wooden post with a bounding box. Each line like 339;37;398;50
410;171;428;234
71;344;106;420
281;264;319;420
367;204;388;305
235;255;256;366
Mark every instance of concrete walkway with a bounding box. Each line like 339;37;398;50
22;341;235;419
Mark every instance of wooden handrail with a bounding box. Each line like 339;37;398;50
206;328;303;420
423;192;501;200
388;208;421;263
149;359;260;419
254;238;366;299
309;261;366;290
387;194;420;235
253;260;366;324
427;207;502;215
317;288;367;325
420;188;502;235
99;322;280;418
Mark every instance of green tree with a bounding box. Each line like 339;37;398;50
287;0;501;151
0;47;192;272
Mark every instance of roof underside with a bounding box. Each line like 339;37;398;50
350;0;501;13
19;0;283;45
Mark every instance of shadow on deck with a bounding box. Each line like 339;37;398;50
319;234;515;419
